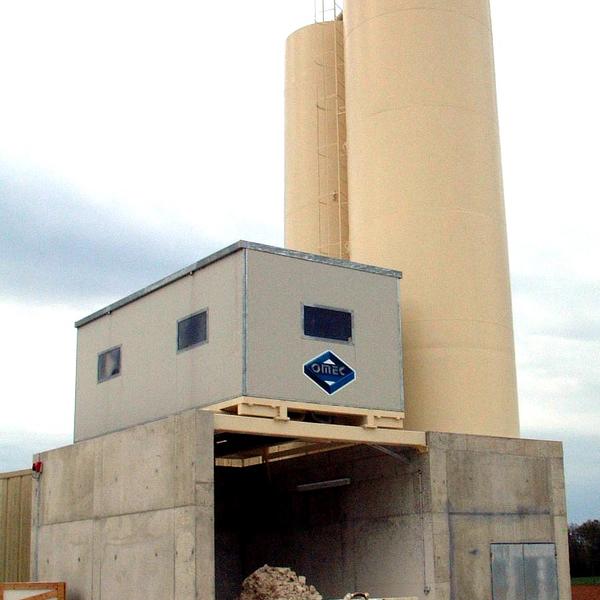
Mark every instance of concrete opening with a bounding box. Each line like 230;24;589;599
215;442;424;600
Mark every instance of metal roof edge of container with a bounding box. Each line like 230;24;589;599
74;240;402;329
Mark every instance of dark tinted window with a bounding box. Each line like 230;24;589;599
178;310;207;351
98;347;121;382
303;305;352;342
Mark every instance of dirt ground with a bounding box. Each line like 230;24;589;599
572;585;600;600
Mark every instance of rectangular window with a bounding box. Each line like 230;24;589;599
98;346;121;383
303;305;352;342
177;310;208;351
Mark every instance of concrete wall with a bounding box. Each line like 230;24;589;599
215;433;571;600
31;410;214;600
215;445;429;600
0;470;32;582
34;408;569;600
428;432;571;600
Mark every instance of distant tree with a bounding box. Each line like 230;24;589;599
569;520;600;577
569;523;586;576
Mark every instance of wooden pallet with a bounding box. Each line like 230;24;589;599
206;397;425;466
0;582;65;600
206;396;405;430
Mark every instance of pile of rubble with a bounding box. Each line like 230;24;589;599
239;565;323;600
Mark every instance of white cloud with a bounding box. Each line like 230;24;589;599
0;0;297;243
0;301;79;435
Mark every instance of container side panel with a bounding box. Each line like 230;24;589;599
245;250;403;411
74;252;243;440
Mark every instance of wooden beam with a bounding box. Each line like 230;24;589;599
213;413;426;450
208;396;405;422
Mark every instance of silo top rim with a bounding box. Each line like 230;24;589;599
286;20;338;43
74;240;402;328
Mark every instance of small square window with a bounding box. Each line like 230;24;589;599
178;310;208;351
98;346;121;383
303;305;352;342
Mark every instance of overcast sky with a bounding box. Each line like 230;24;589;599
1;1;599;524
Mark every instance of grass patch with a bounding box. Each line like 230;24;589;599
573;576;600;586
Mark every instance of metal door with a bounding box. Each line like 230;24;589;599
491;543;559;600
524;544;559;600
491;544;526;600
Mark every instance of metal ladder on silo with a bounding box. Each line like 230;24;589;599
315;1;348;259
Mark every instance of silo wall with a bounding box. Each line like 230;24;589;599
285;21;348;258
343;0;520;436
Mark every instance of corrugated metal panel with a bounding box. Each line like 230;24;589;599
0;470;32;582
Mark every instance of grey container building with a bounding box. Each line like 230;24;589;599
74;241;404;441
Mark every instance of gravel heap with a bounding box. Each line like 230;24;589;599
239;565;323;600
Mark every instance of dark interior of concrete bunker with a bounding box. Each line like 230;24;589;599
215;443;426;600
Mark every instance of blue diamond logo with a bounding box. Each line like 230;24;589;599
303;351;356;395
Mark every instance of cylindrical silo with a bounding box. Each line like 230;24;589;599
285;20;349;259
344;0;520;436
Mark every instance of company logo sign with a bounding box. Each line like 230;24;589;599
303;350;356;395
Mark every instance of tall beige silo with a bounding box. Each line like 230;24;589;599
344;0;520;436
285;20;349;259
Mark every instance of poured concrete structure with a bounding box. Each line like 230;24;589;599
216;433;570;600
74;242;404;441
31;410;215;600
31;411;570;600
